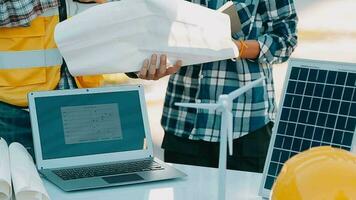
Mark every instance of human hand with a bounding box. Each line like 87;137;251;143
138;54;182;80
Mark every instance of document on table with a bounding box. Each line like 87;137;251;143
54;0;239;76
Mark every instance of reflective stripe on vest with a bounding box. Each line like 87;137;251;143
0;49;62;69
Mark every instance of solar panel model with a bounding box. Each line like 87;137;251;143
260;58;356;198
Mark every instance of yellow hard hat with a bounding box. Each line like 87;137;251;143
271;146;356;200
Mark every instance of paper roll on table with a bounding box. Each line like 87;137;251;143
54;0;238;76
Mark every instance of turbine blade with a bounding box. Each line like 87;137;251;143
227;111;233;156
175;103;220;110
228;76;265;101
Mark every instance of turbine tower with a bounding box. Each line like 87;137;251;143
175;76;265;200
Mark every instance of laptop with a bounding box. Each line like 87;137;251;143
28;85;186;192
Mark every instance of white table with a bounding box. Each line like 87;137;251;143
43;164;263;200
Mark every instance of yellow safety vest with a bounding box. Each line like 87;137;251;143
0;1;104;107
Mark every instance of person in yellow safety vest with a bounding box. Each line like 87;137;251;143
271;146;356;200
0;0;114;157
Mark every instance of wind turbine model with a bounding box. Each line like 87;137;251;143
175;76;265;200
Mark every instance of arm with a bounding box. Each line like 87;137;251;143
256;0;298;64
234;40;260;59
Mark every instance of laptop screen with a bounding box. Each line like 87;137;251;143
34;90;146;160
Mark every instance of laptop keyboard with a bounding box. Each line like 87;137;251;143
53;159;164;180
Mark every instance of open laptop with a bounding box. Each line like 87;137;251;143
28;85;186;192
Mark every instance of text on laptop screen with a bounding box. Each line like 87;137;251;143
34;90;146;160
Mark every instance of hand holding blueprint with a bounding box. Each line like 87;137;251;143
54;0;238;76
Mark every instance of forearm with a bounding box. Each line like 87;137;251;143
234;40;260;60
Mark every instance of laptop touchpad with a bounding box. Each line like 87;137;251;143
102;174;144;184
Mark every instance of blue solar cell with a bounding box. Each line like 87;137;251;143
332;86;343;99
307;112;317;124
286;123;296;135
323;129;333;143
287;81;297;94
304;126;314;139
292;138;302;151
299;68;309;81
313;127;323;140
289;109;299;122
283;136;293;150
310;98;321;111
317;113;327;126
277;121;288;134
311;141;321;147
305;83;315;96
308;69;318;82
320;99;331;113
336;72;347;85
326;115;337;128
299;110;308;123
268;162;278;176
292;96;302;108
265;176;275;190
302;97;312;110
280;150;290;162
314;84;324;97
343;88;353;101
330;101;340;114
274;135;284;148
353;90;356;101
321;142;330;146
346;73;356;86
327;71;337;84
346;117;356;131
341;146;351;151
332;131;343;144
317;70;327;83
290;67;300;80
280;108;291;121
276;164;283;175
323;85;333;98
350;103;356;117
340;102;351;115
283;94;293;107
336;116;347;130
331;144;341;149
271;149;281;162
290;152;298;158
295;82;306;94
301;140;311;151
342;132;353;146
295;124;305;137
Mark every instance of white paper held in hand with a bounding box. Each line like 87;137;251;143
54;0;239;76
9;143;50;200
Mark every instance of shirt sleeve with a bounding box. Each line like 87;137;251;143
257;0;298;65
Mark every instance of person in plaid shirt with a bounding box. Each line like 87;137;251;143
139;0;298;172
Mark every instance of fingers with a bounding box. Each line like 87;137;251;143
138;55;182;80
139;59;149;79
158;55;167;76
166;60;182;75
148;54;157;80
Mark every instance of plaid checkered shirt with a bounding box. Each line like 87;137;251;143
161;0;298;142
0;0;60;27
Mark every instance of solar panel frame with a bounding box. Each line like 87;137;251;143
259;58;356;198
